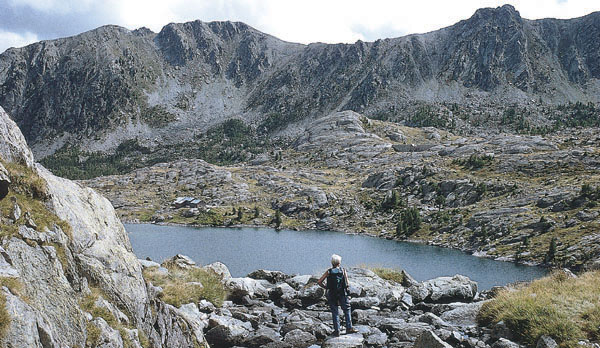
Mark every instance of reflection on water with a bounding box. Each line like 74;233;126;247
125;224;547;290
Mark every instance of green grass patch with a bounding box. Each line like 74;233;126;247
478;270;600;347
143;265;227;308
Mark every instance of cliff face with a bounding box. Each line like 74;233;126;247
0;5;598;157
0;106;205;347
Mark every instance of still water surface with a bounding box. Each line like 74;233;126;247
125;224;547;290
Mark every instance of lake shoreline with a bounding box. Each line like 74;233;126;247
124;222;548;289
122;219;546;269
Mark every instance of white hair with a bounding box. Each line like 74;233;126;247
331;254;342;267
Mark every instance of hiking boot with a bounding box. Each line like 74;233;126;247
332;330;340;337
345;327;358;334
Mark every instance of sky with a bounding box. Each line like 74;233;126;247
1;0;599;53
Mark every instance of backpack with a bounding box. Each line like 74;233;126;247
327;267;347;297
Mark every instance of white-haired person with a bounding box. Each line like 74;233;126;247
317;254;357;336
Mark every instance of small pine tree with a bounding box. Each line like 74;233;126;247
435;195;446;211
382;190;401;211
254;206;260;219
237;207;243;221
395;207;421;236
545;237;557;264
273;210;282;229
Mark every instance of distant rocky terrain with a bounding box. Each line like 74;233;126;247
85;110;600;270
0;4;599;172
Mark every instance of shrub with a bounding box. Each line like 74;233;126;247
478;270;600;347
453;154;494;170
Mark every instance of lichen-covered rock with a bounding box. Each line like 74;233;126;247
414;330;453;348
322;333;364;348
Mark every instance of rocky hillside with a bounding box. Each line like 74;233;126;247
85;110;600;270
0;106;208;347
0;5;599;165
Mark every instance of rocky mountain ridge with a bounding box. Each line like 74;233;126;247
0;4;599;161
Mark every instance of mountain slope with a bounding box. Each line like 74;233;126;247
0;5;599;161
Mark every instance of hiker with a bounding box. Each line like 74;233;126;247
317;254;357;336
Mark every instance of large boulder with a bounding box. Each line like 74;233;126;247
439;302;485;327
281;309;331;339
409;275;477;303
226;277;272;301
248;269;289;283
203;261;232;280
344;268;405;309
283;329;317;347
414;330;453;348
162;254;196;269
322;333;364;348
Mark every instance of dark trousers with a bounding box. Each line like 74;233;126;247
327;292;352;332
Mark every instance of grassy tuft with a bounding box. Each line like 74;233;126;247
371;267;405;284
3;161;47;200
85;322;101;347
478;270;600;347
80;288;119;328
0;291;10;341
143;266;227;308
138;330;150;348
0;161;72;240
0;277;24;298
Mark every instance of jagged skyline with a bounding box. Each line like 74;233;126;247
1;0;599;53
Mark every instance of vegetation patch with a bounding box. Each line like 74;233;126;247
40;140;151;180
141;105;177;128
81;287;146;348
452;154;494;170
371;268;404;284
0;291;10;341
0;161;71;239
478;270;600;347
395;207;422;236
143;265;227;308
42;119;281;179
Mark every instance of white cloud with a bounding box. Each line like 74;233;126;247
0;30;38;53
1;0;600;48
116;0;600;44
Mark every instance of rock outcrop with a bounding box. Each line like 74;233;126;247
0;106;205;347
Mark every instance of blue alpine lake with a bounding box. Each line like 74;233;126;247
125;224;547;290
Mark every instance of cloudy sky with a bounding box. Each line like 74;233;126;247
1;0;599;53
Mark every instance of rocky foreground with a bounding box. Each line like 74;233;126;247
146;254;568;348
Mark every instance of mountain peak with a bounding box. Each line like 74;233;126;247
471;4;522;22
